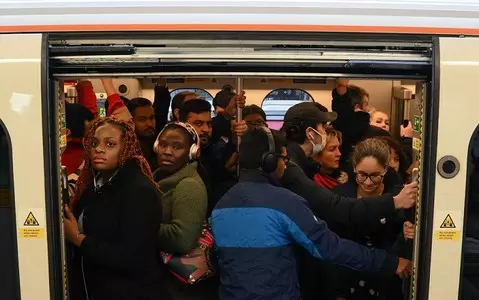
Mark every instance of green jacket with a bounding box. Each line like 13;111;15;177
155;162;208;254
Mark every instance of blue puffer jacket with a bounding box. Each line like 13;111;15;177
211;170;398;300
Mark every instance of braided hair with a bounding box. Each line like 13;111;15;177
72;117;159;205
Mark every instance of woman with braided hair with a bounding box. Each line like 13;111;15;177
63;117;167;300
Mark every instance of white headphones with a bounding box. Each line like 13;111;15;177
153;122;201;161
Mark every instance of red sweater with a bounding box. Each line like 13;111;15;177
62;139;84;175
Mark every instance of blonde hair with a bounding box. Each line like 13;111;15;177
369;109;389;119
325;127;342;145
351;138;391;168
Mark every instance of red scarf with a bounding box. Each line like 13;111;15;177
314;173;339;190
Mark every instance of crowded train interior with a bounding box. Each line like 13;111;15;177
54;32;430;300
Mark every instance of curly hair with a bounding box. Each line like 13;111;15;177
72;117;159;205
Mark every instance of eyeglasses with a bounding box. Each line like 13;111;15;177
355;171;386;184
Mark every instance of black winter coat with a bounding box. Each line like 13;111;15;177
329;178;406;300
281;143;399;229
282;143;401;300
68;160;166;300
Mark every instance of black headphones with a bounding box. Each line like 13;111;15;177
261;127;279;173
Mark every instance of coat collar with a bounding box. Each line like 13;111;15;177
154;162;199;192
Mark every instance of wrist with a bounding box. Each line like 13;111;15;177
225;109;235;118
393;196;402;209
74;233;86;247
223;111;236;120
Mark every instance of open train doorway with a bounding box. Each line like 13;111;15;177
46;31;437;300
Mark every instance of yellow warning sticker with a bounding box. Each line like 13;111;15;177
18;209;46;239
24;212;40;226
60;134;67;149
440;214;456;228
434;230;461;241
434;211;462;242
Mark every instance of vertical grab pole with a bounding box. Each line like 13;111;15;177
57;80;70;300
236;77;243;179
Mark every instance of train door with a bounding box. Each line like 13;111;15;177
460;127;479;299
0;121;20;299
0;34;51;299
426;37;479;299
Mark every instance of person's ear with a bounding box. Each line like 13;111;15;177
305;127;316;140
173;108;180;120
353;104;365;112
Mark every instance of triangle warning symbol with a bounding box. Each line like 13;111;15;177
23;212;40;226
440;214;456;229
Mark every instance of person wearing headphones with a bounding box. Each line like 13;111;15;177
153;122;215;300
211;127;412;300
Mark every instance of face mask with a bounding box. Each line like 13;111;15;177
307;127;327;156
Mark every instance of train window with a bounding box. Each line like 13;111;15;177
170;88;214;103
0;121;20;300
460;126;479;299
169;88;214;119
261;89;314;129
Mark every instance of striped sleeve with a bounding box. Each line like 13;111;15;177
67;161;83;200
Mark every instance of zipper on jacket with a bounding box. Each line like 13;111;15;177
81;256;90;300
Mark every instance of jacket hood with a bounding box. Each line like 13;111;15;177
239;169;281;187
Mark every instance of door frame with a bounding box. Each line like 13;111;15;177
426;36;479;299
41;33;67;300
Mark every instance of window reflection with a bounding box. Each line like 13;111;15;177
169;88;214;119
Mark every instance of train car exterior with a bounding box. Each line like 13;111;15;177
1;1;479;299
0;0;479;34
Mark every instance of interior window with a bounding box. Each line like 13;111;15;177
169;88;214;119
261;89;314;129
0;122;20;299
170;88;214;103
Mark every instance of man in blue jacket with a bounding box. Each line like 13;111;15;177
211;127;411;300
